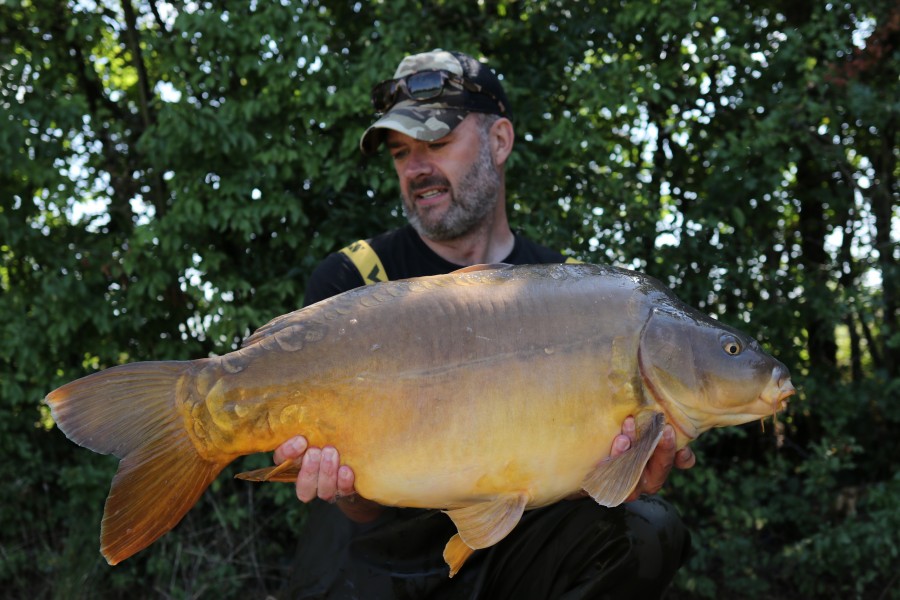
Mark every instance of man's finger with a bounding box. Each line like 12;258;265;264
274;435;308;465
674;446;696;470
622;415;636;442
317;446;339;501
656;425;676;453
296;447;322;503
336;465;357;499
611;434;631;458
644;426;677;494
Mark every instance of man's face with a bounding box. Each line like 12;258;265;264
385;115;501;241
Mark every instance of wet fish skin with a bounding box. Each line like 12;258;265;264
45;263;794;574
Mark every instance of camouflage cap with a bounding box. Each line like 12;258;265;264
359;49;511;156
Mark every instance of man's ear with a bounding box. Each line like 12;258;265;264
490;118;515;166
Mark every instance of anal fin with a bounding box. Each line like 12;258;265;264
444;492;529;549
443;534;476;578
582;411;666;507
442;492;529;576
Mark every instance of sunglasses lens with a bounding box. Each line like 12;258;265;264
406;71;446;100
371;71;454;112
371;80;396;112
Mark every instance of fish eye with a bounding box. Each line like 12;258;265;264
721;334;743;356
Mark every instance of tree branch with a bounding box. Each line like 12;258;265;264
121;0;154;130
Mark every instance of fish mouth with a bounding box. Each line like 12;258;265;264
772;365;797;411
763;366;795;415
775;379;795;411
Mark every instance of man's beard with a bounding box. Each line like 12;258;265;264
402;139;501;242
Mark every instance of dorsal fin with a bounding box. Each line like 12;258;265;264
451;263;513;274
241;311;303;348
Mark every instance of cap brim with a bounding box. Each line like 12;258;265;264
359;102;470;156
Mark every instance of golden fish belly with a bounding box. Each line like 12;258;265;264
194;333;645;510
350;390;639;510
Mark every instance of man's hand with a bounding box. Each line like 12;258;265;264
613;416;696;501
273;436;356;502
273;436;384;523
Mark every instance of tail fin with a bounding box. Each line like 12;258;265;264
45;361;228;565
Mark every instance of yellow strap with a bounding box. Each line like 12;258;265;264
339;240;388;285
341;239;579;284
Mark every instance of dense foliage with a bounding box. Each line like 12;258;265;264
1;1;897;598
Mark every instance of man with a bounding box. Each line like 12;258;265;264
274;50;695;599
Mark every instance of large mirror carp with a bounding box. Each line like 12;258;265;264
46;263;795;575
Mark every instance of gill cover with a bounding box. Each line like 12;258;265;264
637;306;777;438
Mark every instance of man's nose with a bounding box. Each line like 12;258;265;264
402;148;433;179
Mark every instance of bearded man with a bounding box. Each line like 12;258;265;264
274;49;695;599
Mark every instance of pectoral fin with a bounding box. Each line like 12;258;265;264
235;459;300;483
442;492;529;576
582;411;666;507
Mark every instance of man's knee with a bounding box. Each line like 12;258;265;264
622;495;691;581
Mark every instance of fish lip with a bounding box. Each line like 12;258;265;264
756;370;794;416
774;379;795;412
772;367;795;409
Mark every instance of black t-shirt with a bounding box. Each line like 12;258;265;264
304;224;568;306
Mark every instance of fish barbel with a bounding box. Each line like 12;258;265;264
45;263;795;575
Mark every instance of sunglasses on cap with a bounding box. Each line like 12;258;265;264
371;69;507;115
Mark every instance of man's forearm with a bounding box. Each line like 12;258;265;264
337;495;386;523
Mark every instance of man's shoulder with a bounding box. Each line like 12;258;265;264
303;226;416;306
303;252;363;307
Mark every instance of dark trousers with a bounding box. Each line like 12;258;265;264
280;496;690;600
